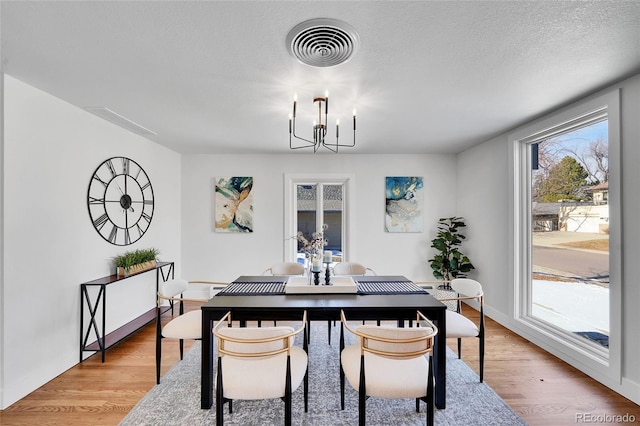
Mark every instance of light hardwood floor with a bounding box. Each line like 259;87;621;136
1;304;638;425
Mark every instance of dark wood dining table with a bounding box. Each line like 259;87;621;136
200;275;448;409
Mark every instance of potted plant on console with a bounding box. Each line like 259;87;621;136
428;217;474;289
114;248;160;277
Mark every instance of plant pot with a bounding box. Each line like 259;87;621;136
117;260;157;277
129;260;157;275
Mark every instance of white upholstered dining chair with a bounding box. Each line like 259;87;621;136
156;278;227;384
262;262;305;276
333;262;377;328
261;262;305;326
437;278;485;382
213;310;309;426
339;310;438;426
332;262;376;276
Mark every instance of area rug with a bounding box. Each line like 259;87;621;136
121;322;526;425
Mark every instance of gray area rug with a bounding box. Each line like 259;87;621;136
121;322;526;425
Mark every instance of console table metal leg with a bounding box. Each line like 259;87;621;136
101;284;107;362
80;284;106;362
79;286;84;363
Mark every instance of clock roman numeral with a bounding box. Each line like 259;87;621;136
122;157;130;175
92;174;108;187
140;181;151;191
141;212;152;224
89;196;105;204
105;160;116;178
143;199;153;205
124;228;131;245
93;213;109;230
108;225;118;244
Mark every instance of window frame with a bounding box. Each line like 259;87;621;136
508;89;621;382
284;173;355;262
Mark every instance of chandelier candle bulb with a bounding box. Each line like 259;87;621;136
293;94;297;116
325;90;329;113
336;119;339;137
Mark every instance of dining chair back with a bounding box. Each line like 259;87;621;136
332;262;377;328
332;262;376;276
339;310;438;426
437;278;485;382
213;311;309;426
156;279;223;384
263;262;305;276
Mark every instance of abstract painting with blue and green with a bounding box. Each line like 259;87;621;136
215;176;253;232
385;176;424;232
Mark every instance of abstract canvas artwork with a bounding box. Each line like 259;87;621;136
214;176;253;232
385;176;424;232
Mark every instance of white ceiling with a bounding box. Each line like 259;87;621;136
2;1;639;155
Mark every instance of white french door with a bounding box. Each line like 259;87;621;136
284;173;354;264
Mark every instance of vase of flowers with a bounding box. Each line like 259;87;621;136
295;224;329;284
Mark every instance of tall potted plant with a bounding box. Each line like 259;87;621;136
428;217;474;289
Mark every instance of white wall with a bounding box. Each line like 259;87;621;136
456;136;510;312
1;75;182;408
457;73;640;404
181;154;457;283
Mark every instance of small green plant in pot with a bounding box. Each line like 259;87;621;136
428;217;474;289
114;248;160;277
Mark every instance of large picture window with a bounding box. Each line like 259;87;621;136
529;119;609;348
509;90;621;382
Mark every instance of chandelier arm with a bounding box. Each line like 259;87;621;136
290;116;318;149
290;141;316;150
291;133;316;145
324;137;355;148
322;132;355;149
335;137;356;148
323;114;355;148
321;142;339;153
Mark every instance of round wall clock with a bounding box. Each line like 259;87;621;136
87;156;154;246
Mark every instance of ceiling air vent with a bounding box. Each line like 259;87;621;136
286;18;360;67
84;107;157;136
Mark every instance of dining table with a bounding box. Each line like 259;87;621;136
200;275;448;409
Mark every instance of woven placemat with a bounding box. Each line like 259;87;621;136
356;280;427;294
217;281;285;295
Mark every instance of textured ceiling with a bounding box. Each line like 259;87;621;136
2;1;639;154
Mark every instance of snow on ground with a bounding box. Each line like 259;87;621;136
532;279;609;335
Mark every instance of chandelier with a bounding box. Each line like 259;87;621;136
288;91;356;153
